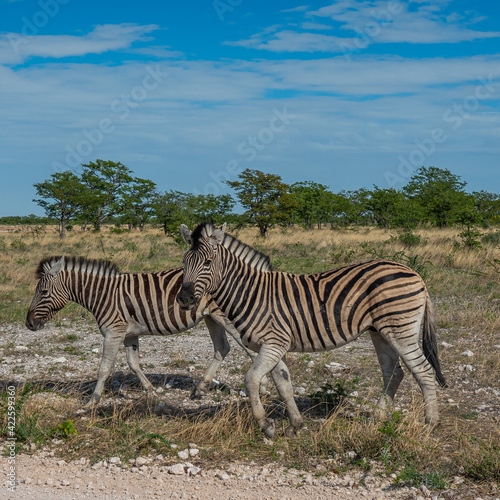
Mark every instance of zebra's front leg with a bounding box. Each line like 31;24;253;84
124;336;155;394
194;317;230;397
245;344;284;439
84;330;123;409
270;358;303;437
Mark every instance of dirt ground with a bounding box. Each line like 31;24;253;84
1;320;499;500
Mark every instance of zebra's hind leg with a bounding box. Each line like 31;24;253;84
370;329;404;420
245;344;285;439
383;328;440;427
124;336;156;393
270;358;303;437
84;329;123;409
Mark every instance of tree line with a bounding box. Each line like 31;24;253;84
25;159;500;238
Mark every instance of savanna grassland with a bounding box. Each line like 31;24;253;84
0;224;499;497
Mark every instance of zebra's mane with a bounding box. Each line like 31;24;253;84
35;256;121;279
190;222;272;272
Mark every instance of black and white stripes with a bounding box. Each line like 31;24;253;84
26;255;257;407
177;222;447;437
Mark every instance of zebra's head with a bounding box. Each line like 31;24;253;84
176;222;226;310
26;256;70;331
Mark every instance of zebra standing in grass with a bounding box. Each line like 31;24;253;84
176;222;447;438
25;255;266;408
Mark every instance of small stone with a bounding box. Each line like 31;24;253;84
155;454;165;461
109;457;121;465
307;360;315;368
53;357;67;363
170;463;185;475
440;341;453;348
178;450;190;460
92;348;99;353
345;451;357;460
15;346;28;352
189;448;199;457
61;479;71;486
57;460;66;466
217;472;230;481
187;466;201;476
461;350;474;357
135;457;148;466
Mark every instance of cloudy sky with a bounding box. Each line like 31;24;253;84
1;0;499;216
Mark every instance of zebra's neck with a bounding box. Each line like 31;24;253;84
64;268;119;322
213;246;265;312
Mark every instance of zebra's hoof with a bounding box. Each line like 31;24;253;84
284;425;299;438
262;418;275;439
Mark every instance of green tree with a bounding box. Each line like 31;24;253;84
366;186;421;229
121;178;157;231
79;160;134;230
472;190;500;226
403;167;467;227
227;169;294;236
290;181;331;229
191;193;235;225
33;170;84;238
151;190;191;236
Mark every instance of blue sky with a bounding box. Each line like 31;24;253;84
1;0;499;216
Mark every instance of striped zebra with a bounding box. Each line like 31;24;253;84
25;255;265;409
176;222;447;438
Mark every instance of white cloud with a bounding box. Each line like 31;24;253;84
227;0;500;53
0;23;158;64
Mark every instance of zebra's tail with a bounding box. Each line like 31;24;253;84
422;293;448;388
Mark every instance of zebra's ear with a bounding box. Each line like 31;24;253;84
180;224;193;246
48;256;65;276
210;222;226;249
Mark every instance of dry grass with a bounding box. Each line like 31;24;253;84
1;223;499;490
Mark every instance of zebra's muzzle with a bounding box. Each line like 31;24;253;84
176;282;198;310
25;313;45;331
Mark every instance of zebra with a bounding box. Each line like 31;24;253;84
176;222;447;438
25;255;267;409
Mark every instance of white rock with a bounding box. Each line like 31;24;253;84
440;341;453;348
170;463;185;475
458;364;474;372
135;457;148;466
178;450;190;460
109;457;121;465
189;448;199;457
325;362;349;372
461;350;474;357
307;360;315;368
53;357;67;363
187;466;201;476
61;480;71;486
155;454;165;461
91;348;99;353
15;346;28;352
217;472;230;481
295;386;306;395
345;451;357;460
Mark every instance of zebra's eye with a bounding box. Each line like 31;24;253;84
40;289;49;296
204;259;212;267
